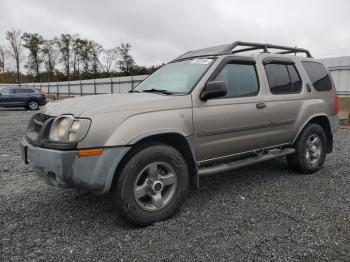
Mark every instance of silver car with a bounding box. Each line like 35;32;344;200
20;41;339;225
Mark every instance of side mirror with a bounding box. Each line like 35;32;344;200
200;81;227;101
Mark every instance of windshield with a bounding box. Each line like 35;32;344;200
134;58;214;94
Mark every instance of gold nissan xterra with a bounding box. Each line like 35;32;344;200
21;41;339;226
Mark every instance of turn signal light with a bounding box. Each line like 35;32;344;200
78;148;103;157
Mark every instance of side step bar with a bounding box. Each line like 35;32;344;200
198;148;295;176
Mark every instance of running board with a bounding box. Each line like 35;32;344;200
198;148;295;176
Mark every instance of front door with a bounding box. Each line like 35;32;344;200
193;58;272;164
0;87;15;106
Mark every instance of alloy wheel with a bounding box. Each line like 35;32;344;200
134;162;177;211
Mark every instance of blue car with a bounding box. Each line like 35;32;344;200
0;86;46;110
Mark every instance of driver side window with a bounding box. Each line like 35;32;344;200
214;63;259;98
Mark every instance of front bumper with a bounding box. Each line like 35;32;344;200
20;138;130;194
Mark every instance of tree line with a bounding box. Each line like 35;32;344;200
0;29;161;84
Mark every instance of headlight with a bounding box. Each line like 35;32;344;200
49;115;91;143
57;118;70;138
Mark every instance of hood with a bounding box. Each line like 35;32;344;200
41;93;191;117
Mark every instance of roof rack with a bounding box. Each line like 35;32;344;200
173;41;312;61
225;41;312;58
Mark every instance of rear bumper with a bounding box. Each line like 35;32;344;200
328;115;339;133
20;138;130;194
39;97;46;105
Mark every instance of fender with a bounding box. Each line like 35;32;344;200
102;107;193;147
291;113;329;144
127;129;199;189
128;128;189;144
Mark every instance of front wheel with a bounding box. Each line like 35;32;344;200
287;123;327;174
114;144;189;226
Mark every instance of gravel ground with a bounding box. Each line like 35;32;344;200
0;108;350;262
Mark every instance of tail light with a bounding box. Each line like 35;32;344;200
40;91;47;97
335;95;339;114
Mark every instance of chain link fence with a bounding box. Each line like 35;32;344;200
0;75;148;99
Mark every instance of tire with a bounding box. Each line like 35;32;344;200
114;143;189;226
287;123;327;174
27;100;39;110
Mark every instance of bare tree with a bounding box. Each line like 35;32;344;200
21;33;45;82
56;34;74;80
42;39;59;82
90;41;103;78
117;43;135;75
101;48;118;77
72;37;83;80
0;45;5;75
6;29;23;84
78;39;91;78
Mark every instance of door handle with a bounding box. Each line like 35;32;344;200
256;103;266;109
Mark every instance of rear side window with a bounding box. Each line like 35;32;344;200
214;63;259;98
302;61;332;91
264;64;302;94
14;88;36;94
265;64;292;94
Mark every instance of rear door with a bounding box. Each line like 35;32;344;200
263;58;306;145
193;57;272;164
12;88;36;106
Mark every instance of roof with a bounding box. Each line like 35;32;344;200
173;41;312;61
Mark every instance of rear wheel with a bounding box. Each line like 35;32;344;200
27;100;39;110
114;144;189;226
287;123;327;174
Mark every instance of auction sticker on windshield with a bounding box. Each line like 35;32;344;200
190;58;212;64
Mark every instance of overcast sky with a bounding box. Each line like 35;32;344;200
1;0;350;67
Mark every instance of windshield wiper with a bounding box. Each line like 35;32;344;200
142;89;175;95
129;89;140;93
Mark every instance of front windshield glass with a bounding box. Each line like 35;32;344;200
135;58;214;94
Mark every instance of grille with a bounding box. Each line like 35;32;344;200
33;113;53;133
26;113;54;145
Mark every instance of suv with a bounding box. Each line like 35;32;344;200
0;86;46;110
20;42;339;226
